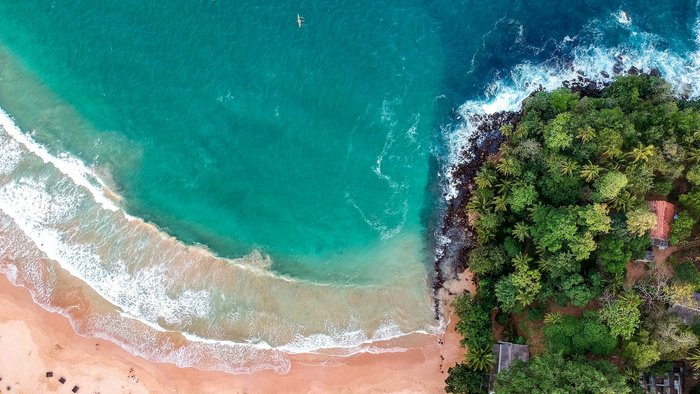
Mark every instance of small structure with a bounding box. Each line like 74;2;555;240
45;371;53;378
72;385;80;393
648;200;675;249
635;250;655;263
493;342;529;373
488;342;529;393
58;377;66;384
641;363;683;393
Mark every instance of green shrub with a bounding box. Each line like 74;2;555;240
528;306;546;322
495;276;522;313
445;363;488;394
467;245;508;276
691;320;700;338
670;211;695;245
453;295;495;351
673;260;700;288
508;184;538;213
651;178;674;195
600;293;641;340
543;314;617;356
502;237;521;258
594;171;628;201
561;273;601;307
687;164;700;186
597;236;630;274
495;311;510;326
680;190;700;216
622;331;660;370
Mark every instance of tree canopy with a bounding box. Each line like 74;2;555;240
493;353;632;394
448;75;700;393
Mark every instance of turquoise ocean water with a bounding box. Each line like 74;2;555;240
0;1;447;282
0;0;700;373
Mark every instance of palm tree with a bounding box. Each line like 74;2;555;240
493;195;508;212
534;244;547;257
500;145;514;156
559;159;578;176
512;252;533;270
512;178;532;189
608;189;635;211
476;229;497;245
687;348;700;370
513;124;529;140
602;145;623;159
687;147;700;164
622;367;642;384
527;201;544;218
618;292;641;306
497;179;513;195
466;346;495;372
500;124;514;137
602;271;626;293
496;157;519;176
466;194;490;214
627;144;657;163
512;222;529;242
690;131;700;145
537;257;551;272
543;312;563;326
580;163;602;182
577;125;595;142
474;169;496;189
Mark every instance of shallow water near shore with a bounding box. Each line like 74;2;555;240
0;0;700;374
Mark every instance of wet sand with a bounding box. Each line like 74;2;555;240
0;274;467;393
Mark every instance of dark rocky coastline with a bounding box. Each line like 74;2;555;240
432;110;514;309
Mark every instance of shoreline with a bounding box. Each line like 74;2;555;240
0;111;443;374
0;273;467;393
0;98;464;387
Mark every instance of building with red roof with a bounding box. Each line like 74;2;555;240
648;200;675;249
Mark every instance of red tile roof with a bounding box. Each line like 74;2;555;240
648;200;675;240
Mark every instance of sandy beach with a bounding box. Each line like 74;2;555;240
0;273;468;393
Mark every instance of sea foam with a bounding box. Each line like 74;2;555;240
0;108;436;374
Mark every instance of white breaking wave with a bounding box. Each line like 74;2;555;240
614;10;632;26
0;108;120;211
0;108;437;374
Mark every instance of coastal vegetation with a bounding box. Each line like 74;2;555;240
446;74;700;393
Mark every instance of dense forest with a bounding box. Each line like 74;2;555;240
446;75;700;393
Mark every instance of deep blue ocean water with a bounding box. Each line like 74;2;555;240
0;0;700;373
